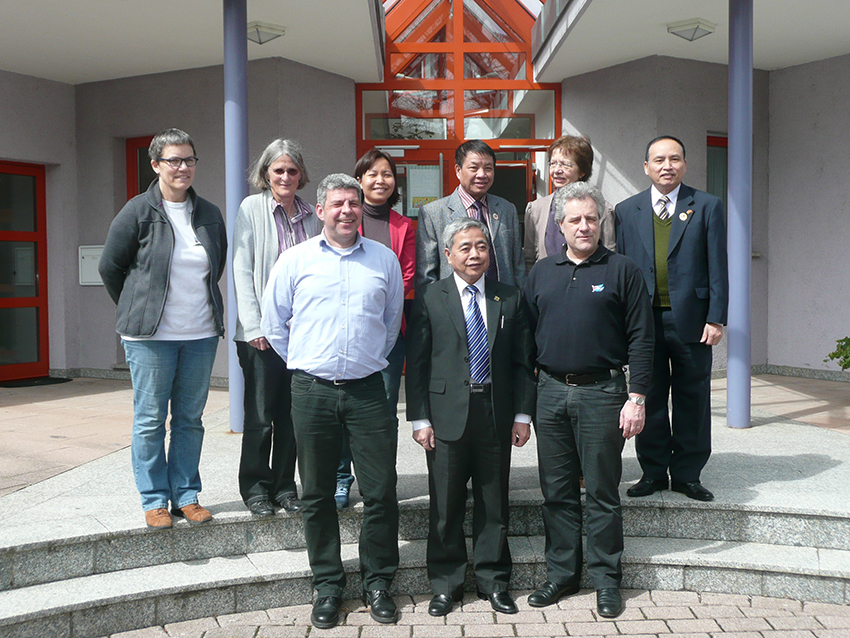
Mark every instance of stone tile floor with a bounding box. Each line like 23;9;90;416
103;590;850;637
1;373;848;636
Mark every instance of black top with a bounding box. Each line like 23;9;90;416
523;245;654;395
361;201;392;250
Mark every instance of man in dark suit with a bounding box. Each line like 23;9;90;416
406;217;536;617
415;139;526;290
615;135;729;502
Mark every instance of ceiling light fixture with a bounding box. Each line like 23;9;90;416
246;21;286;45
667;18;716;42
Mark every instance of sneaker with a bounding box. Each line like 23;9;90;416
334;483;350;509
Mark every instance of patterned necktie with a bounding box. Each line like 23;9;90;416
469;201;499;280
464;285;490;383
656;195;671;220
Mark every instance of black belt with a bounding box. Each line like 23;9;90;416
469;383;491;394
543;368;622;386
296;370;378;387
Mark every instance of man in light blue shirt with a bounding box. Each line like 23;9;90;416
261;173;403;630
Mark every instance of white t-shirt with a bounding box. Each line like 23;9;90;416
126;199;217;341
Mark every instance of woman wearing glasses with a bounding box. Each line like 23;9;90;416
232;139;321;517
523;135;616;271
100;128;226;530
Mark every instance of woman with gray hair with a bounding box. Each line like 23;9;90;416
99;128;226;530
232;139;321;517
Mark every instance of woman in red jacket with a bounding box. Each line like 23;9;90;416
334;148;415;508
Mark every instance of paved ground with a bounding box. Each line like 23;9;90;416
1;373;849;637
105;590;850;637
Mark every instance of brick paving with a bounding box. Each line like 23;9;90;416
105;590;850;638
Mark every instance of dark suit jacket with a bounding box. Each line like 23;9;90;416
615;184;728;343
415;191;526;291
406;276;536;442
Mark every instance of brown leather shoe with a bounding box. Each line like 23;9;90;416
171;503;212;525
144;508;172;530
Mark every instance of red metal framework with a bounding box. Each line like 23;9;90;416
358;0;560;197
0;160;49;381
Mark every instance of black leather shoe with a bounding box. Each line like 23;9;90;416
276;494;302;512
428;593;455;617
527;581;580;607
247;499;275;517
671;481;714;501
478;590;518;614
626;477;669;497
311;596;342;629
363;589;399;624
596;588;623;618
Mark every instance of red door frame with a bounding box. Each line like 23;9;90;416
0;160;49;381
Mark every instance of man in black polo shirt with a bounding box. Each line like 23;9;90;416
523;181;653;619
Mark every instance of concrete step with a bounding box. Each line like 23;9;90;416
1;535;848;638
3;495;849;592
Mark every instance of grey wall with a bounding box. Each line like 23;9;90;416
768;53;850;372
0;69;77;370
74;57;356;378
559;56;771;369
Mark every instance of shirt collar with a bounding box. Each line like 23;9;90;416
270;194;311;222
456;186;487;211
650;183;681;208
453;272;485;297
556;243;608;266
319;230;363;254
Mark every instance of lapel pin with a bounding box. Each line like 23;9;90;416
679;212;688;221
492;213;499;220
494;295;500;301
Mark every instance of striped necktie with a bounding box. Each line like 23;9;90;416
656;195;671;220
464;285;490;383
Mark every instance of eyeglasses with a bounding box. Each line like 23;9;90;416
548;160;576;170
158;156;198;168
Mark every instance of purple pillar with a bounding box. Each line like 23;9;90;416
224;0;248;432
726;0;753;428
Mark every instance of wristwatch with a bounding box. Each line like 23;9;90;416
627;395;646;406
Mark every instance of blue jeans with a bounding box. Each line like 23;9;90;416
123;337;219;511
337;333;404;486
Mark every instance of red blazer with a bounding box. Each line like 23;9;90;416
360;209;416;332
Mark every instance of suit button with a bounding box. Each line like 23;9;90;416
464;379;469;386
463;356;469;362
649;267;654;272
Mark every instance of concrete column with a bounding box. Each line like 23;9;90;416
726;0;753;428
223;0;248;432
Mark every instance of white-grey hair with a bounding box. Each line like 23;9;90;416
248;139;310;191
553;181;605;224
316;173;363;208
442;217;491;251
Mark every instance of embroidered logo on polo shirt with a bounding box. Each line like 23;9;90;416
591;284;605;293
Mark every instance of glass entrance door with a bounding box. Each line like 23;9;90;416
0;161;48;381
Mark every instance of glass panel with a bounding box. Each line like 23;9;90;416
137;148;157;195
464;89;555;139
0;241;38;298
463;0;522;43
464;52;526;80
0;307;39;364
397;0;453;43
363;90;454;140
707;144;728;213
391;52;454;79
0;173;36;232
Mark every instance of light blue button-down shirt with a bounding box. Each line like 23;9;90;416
260;231;404;381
